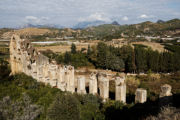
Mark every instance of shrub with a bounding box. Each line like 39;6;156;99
145;107;180;120
0;94;42;120
48;93;80;120
74;94;103;120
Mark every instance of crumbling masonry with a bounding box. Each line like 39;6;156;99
115;77;126;103
10;35;75;92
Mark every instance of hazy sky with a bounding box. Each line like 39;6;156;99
0;0;180;28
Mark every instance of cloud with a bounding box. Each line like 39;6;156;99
25;16;49;24
25;16;40;23
139;14;148;19
138;14;155;19
122;16;128;21
78;13;111;22
0;0;180;28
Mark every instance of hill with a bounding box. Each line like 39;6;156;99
0;28;59;39
79;19;180;40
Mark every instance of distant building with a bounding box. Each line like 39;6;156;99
64;36;74;40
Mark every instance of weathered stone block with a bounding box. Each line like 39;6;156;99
159;84;172;98
98;74;109;102
77;76;86;94
89;72;97;95
135;88;147;103
115;77;126;103
159;84;173;107
65;66;75;93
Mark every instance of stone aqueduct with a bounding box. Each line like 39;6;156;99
10;35;172;103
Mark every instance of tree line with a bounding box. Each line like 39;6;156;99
88;42;180;73
42;42;180;73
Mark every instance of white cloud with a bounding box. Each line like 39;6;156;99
138;14;155;19
25;16;49;24
0;0;180;27
122;16;128;21
139;14;148;19
78;13;111;22
25;16;40;23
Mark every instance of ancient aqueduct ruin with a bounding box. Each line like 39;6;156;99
10;35;173;103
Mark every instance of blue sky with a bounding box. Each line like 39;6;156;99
0;0;180;28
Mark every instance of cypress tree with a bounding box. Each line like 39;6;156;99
71;43;77;54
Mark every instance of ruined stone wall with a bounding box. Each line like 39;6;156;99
10;35;75;92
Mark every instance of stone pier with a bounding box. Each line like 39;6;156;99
115;76;126;103
159;84;172;106
159;84;172;97
49;64;58;87
65;66;75;93
89;72;97;95
98;74;109;102
57;65;66;91
135;88;147;103
77;76;86;94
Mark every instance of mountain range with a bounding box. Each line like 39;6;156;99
19;23;65;29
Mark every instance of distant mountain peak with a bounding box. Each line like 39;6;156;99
157;20;165;23
73;20;106;29
111;21;119;25
19;23;64;29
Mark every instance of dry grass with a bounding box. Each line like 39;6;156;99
146;107;180;120
2;28;58;39
35;44;89;53
35;41;99;53
126;75;140;94
14;28;56;36
131;42;165;52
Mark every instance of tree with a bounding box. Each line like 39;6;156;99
71;43;77;54
96;42;108;68
64;52;71;64
105;52;125;71
135;46;147;73
146;48;159;72
87;45;91;58
48;93;80;120
0;94;42;120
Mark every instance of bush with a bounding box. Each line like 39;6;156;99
74;94;103;120
145;107;180;120
0;94;42;120
48;93;80;120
